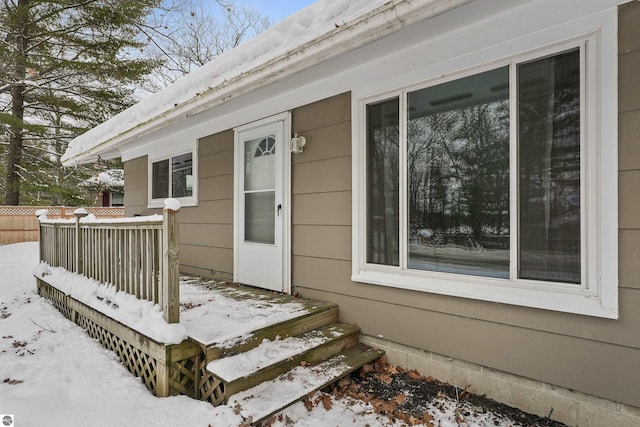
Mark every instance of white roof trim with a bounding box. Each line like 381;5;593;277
61;0;472;166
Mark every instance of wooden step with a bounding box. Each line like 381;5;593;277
205;301;338;362
208;323;360;398
228;343;385;426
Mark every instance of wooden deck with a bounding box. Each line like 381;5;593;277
36;274;383;424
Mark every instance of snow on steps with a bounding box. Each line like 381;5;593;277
207;323;360;398
230;343;384;426
205;300;339;362
188;282;385;419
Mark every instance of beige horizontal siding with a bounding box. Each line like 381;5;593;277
292;92;351;133
617;0;640;346
199;175;234;201
292;191;351;226
123;156;152;217
618;49;640;113
180;200;233;224
618;110;640;171
180;223;233;248
292;225;351;260
198;129;233;157
179;244;233;280
619;170;640;228
179;131;236;279
292;156;352;195
618;229;640;289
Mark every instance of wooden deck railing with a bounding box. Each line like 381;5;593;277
37;205;180;323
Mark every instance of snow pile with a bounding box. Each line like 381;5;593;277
163;197;181;211
33;263;187;344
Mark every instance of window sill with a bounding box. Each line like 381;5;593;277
352;267;618;319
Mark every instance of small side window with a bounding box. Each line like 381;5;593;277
149;152;196;206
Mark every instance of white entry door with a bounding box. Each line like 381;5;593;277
234;115;289;292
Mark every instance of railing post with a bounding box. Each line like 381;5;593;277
35;209;49;263
74;208;89;275
161;199;180;324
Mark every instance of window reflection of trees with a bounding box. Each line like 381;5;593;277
367;99;400;266
518;50;581;283
408;89;510;278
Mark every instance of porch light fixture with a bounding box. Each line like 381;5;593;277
290;133;306;153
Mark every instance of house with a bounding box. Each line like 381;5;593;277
61;0;640;425
79;169;125;207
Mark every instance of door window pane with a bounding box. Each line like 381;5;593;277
245;192;275;244
172;153;193;198
243;135;277;245
367;98;400;266
245;136;276;191
152;159;169;199
518;49;581;284
407;67;510;278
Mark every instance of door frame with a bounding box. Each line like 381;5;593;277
233;112;292;293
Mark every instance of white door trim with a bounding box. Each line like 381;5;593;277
233;112;291;293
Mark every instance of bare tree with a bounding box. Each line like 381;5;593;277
144;0;271;91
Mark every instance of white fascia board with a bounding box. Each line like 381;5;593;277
61;0;472;167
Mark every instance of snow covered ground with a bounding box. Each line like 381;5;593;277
1;242;528;427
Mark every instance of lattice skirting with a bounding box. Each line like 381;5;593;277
199;364;227;406
35;278;212;400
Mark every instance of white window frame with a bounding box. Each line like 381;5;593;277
352;16;618;319
148;147;198;208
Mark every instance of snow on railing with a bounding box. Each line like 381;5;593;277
37;199;181;323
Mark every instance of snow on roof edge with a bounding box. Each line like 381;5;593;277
62;0;471;166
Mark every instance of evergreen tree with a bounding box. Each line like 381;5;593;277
0;0;160;205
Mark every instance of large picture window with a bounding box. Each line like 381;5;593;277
355;36;616;318
367;49;580;283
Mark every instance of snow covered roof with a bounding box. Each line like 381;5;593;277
62;0;471;166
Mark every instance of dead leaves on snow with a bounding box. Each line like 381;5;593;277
332;358;436;426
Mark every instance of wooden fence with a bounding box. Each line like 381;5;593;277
0;206;124;245
37;208;179;323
